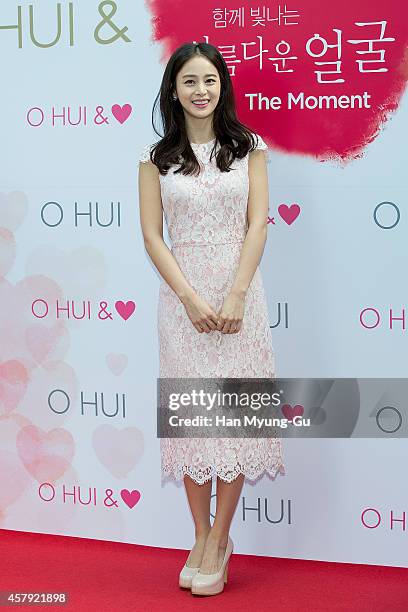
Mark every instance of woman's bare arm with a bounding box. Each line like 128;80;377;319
229;148;269;298
138;158;220;333
138;159;195;303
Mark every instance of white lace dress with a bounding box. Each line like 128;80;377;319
139;133;285;485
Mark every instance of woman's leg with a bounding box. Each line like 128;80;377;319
199;474;245;574
183;475;212;567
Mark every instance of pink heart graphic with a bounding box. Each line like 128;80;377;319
121;489;141;509
115;301;136;321
0;360;29;416
278;204;301;225
0;450;31;512
111;104;132;124
93;425;144;477
16;425;75;482
106;353;128;375
25;322;66;364
282;404;304;420
0;191;28;231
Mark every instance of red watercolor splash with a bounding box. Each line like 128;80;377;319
147;0;408;162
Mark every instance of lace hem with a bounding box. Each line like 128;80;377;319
161;460;286;486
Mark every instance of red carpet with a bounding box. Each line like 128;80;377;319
1;528;407;611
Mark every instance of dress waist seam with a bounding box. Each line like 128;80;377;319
171;239;245;248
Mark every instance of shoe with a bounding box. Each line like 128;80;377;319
179;563;200;589
191;536;234;596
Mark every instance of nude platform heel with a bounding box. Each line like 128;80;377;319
191;536;233;596
179;563;200;589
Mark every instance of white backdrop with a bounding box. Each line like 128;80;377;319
0;1;407;568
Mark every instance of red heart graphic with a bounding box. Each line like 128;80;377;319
148;1;408;162
111;104;132;124
278;204;301;225
121;489;141;509
115;301;136;321
281;404;304;419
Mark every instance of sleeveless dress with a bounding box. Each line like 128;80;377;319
139;133;285;485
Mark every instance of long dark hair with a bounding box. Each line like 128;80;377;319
147;42;262;176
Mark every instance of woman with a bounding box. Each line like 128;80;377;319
138;41;285;597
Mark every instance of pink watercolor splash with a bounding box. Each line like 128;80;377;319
0;191;77;513
147;0;408;162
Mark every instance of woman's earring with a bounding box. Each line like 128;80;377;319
173;95;177;101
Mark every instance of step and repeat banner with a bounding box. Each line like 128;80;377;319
1;2;407;568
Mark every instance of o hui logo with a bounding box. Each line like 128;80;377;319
40;199;122;228
26;104;133;127
39;483;142;510
373;201;400;229
360;307;406;331
0;1;131;49
31;299;136;321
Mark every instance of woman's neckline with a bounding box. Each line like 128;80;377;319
189;137;216;146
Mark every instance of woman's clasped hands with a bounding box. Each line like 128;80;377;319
182;290;245;334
